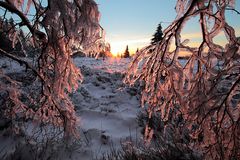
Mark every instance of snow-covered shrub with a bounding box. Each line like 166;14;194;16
125;0;240;159
100;139;201;160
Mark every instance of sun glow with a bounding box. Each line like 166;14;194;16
111;44;123;57
109;38;150;57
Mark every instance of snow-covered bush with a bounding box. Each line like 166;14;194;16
125;0;240;159
100;139;201;160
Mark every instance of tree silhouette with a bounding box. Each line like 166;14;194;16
123;45;130;58
0;18;25;57
136;48;139;53
151;23;163;45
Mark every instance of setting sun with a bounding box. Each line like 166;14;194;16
110;43;122;57
109;39;150;57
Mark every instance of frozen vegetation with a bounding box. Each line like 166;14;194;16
0;0;240;159
0;57;142;159
1;56;238;160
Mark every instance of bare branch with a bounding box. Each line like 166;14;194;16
0;1;46;40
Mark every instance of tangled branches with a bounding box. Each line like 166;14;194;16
125;0;240;159
0;0;102;138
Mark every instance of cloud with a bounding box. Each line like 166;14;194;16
182;32;203;39
109;28;240;54
181;29;240;40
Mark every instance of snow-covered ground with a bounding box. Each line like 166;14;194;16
72;57;141;159
74;57;132;73
1;56;239;159
0;57;142;160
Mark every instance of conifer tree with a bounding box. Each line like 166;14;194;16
123;45;130;58
151;23;163;45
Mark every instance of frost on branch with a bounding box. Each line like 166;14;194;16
0;0;102;138
125;0;240;159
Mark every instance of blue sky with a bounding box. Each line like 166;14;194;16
96;0;240;55
1;0;239;55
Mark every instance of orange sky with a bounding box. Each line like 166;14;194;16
110;28;240;57
96;0;240;57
